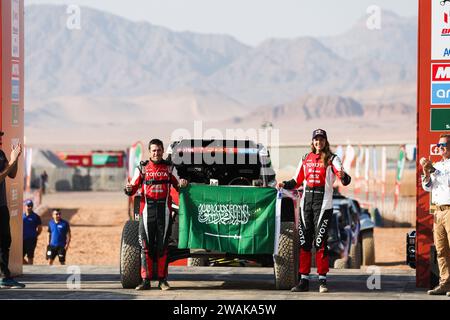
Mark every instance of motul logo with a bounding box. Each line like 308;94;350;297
432;63;450;81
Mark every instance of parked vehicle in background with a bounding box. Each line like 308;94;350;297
316;193;375;269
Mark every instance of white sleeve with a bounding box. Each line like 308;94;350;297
421;175;432;192
332;155;344;172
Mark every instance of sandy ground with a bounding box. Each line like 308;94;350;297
32;192;128;266
28;191;412;269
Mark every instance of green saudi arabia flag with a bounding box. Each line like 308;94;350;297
179;185;277;255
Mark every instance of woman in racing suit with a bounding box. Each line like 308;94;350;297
278;129;351;293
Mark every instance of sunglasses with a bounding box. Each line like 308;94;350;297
437;143;448;148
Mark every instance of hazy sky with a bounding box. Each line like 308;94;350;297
25;0;418;46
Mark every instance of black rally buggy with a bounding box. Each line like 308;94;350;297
119;139;299;290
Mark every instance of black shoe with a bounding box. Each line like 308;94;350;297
135;279;151;291
0;278;26;289
319;279;329;293
291;279;309;292
158;279;171;291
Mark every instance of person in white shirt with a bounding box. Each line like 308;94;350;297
421;133;450;296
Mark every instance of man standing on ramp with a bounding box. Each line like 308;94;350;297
125;139;187;291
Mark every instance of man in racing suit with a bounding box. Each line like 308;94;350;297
125;139;187;291
278;129;351;293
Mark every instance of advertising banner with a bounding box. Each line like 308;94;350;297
0;0;24;276
417;0;450;287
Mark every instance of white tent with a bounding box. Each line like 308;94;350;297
31;149;69;168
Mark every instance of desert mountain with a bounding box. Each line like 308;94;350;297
25;4;250;98
25;5;416;104
23;5;417;146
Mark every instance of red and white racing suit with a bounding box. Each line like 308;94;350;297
127;159;179;280
283;152;351;276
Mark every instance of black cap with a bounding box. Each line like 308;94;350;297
312;129;327;140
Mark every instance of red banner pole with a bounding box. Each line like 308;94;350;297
416;0;443;288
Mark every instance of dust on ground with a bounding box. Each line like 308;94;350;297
30;191;412;269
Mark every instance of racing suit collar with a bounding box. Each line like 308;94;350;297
150;159;163;165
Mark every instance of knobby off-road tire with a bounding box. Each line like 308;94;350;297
349;240;362;269
274;221;299;290
120;220;141;289
362;229;376;266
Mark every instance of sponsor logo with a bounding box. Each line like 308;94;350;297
430;144;441;155
11;78;20;101
146;171;169;178
431;64;450;105
444;48;450;57
198;203;250;225
442;9;450;36
149;182;164;192
12;0;19;34
315;219;329;247
12;104;19;126
313;129;327;138
433;1;450;59
431;83;450;104
12;62;19;77
305;162;323;168
12;0;20;58
298;226;306;246
11;187;18;202
432;63;450;81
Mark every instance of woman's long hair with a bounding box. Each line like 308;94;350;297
310;139;333;167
